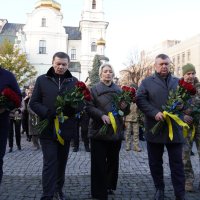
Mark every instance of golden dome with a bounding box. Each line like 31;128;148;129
35;0;61;11
97;37;106;46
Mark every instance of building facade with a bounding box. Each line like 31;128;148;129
0;0;108;81
142;35;200;79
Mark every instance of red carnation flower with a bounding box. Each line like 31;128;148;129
0;88;21;112
83;89;92;101
75;81;87;91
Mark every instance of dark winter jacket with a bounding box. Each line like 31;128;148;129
86;81;128;141
0;67;21;119
136;73;185;143
29;67;79;140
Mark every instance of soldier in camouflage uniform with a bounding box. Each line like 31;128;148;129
182;64;200;192
195;83;200;191
193;83;200;190
125;101;142;152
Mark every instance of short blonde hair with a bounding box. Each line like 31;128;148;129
99;63;115;78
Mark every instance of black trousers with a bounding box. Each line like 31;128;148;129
0;113;9;184
8;119;21;148
147;142;185;199
73;115;89;148
73;127;89;147
40;138;70;200
22;111;30;139
90;139;122;199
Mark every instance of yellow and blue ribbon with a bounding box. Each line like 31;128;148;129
163;111;190;141
54;115;69;145
54;112;82;145
108;112;117;134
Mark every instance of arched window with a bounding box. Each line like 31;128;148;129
92;0;96;9
91;42;97;52
41;18;46;27
39;40;46;54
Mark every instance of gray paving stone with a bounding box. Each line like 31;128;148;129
0;135;199;199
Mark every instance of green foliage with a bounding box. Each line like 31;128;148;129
88;54;101;86
0;39;37;87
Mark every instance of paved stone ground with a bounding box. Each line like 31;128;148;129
0;134;200;200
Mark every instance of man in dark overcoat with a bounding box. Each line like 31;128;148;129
30;52;79;200
136;54;189;200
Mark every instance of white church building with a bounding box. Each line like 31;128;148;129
0;0;109;81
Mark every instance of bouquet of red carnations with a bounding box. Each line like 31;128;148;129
0;88;21;111
55;81;91;122
114;85;136;116
35;81;91;144
151;79;196;140
99;85;136;135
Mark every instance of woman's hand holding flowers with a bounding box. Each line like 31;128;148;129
99;115;111;135
101;114;110;124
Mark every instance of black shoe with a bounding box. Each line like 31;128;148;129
92;195;108;200
107;189;115;195
85;146;90;152
154;189;164;200
54;191;67;200
8;148;13;153
73;147;79;152
176;197;186;200
139;135;146;141
17;145;21;150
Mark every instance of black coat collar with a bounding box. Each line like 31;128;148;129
46;67;73;79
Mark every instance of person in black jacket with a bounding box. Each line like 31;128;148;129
0;66;21;185
86;63;129;200
136;54;188;200
29;52;79;200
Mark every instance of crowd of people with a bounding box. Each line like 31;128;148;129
0;52;200;200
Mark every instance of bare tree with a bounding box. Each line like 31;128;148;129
119;51;154;86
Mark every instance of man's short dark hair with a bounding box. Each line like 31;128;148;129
52;52;70;62
155;54;169;60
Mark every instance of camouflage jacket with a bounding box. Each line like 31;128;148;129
191;86;200;131
125;102;139;122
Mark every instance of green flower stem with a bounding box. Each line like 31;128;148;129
99;124;108;135
34;119;49;134
151;120;164;135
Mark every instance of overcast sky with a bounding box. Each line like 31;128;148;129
1;0;200;74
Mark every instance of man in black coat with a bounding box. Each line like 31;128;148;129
136;54;189;200
30;52;79;200
0;66;21;184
